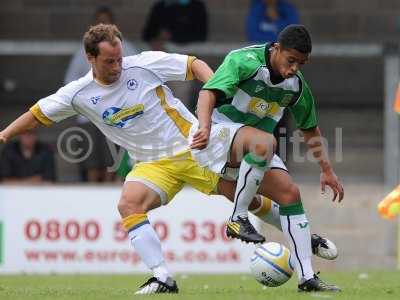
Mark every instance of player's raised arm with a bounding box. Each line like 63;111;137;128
0;110;42;144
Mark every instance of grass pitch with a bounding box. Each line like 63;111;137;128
0;271;399;300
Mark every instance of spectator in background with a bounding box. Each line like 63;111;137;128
246;0;299;42
0;131;55;183
64;5;138;183
142;0;208;51
65;5;138;82
142;0;208;112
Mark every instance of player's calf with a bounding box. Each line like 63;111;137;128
120;181;174;289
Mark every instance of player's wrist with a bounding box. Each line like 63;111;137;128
198;122;211;131
320;161;333;173
321;167;334;175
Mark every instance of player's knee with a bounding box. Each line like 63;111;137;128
118;193;146;217
279;183;301;205
253;143;268;158
252;135;276;159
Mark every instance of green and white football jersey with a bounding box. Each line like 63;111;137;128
203;44;317;133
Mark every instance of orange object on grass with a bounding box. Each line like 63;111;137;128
378;185;400;220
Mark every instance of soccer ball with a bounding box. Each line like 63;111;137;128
250;242;294;287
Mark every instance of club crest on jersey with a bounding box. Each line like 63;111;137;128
127;79;138;90
90;96;101;105
281;94;294;106
102;104;144;128
248;98;280;118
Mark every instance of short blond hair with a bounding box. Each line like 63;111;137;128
83;23;122;57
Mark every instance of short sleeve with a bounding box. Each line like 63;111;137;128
130;51;195;82
289;79;317;130
30;83;78;125
203;51;257;98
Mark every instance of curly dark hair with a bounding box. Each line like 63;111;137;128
83;23;123;57
278;24;312;54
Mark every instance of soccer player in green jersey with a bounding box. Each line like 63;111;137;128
192;25;344;292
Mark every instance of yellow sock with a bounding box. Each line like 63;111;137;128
122;213;149;232
251;195;272;218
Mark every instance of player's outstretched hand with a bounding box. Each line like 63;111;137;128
190;127;210;150
320;169;344;202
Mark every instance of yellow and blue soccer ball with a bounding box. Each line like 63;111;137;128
250;242;294;287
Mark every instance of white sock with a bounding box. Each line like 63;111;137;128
279;203;314;281
232;153;268;220
151;262;170;283
129;222;171;282
250;195;282;231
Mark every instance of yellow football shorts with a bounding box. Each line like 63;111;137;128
125;151;220;204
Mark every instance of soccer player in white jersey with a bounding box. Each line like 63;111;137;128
192;25;344;292
0;24;336;294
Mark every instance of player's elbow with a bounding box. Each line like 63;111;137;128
192;59;214;83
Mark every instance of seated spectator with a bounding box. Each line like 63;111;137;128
0;131;55;183
246;0;299;42
142;0;208;51
64;5;138;182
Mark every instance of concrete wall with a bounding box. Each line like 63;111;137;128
0;54;384;106
1;0;399;42
292;0;400;42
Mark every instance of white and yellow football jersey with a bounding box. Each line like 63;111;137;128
30;51;199;163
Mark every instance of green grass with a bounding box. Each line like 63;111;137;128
0;271;399;300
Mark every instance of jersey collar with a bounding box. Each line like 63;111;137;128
265;43;285;85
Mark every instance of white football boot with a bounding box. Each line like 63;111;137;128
135;277;178;295
311;234;338;260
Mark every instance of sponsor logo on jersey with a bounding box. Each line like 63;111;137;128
248;98;280;118
127;79;138;90
102;104;144;128
90;95;101;105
